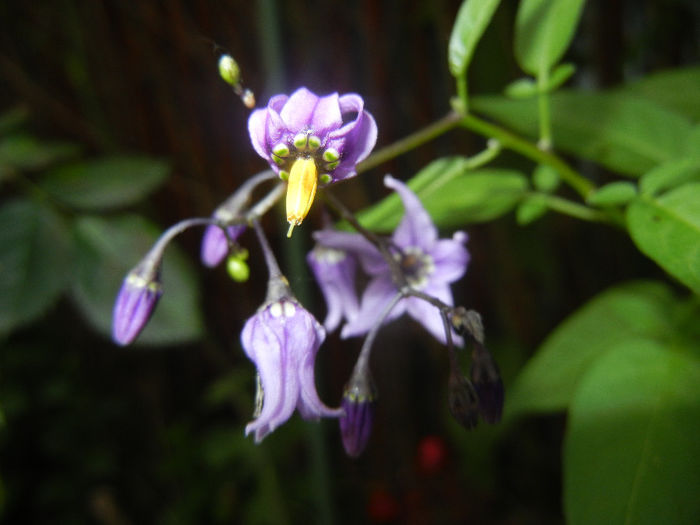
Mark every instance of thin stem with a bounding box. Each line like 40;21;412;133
537;72;552;151
214;169;277;222
458;111;595;199
456;75;469;114
252;219;283;281
356;112;463;174
534;192;619;224
247;181;286;221
354;292;404;374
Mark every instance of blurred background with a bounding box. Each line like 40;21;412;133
0;1;698;523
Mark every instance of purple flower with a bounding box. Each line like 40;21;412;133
314;175;469;344
241;296;342;442
248;87;377;234
112;266;162;346
339;364;376;458
306;243;359;332
200;224;246;268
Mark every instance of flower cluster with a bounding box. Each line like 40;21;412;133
111;85;501;459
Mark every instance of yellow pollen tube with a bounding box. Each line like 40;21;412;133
286;157;318;238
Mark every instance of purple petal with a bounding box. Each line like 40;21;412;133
384;175;437;250
429;234;469;284
326;95;377;182
309;93;343;138
339;396;376;458
313;230;386;275
279;88;321;132
341;276;405;339
248;108;271;160
307;246;359;332
405;284;462;345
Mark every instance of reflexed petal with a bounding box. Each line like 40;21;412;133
385;175;437;250
307;246;359;332
247;108;270;159
341;276;405;339
313;230;386;275
309;93;342;138
430;234;469;284
279;88;320;132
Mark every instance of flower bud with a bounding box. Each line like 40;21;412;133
201;224;246;268
450;306;484;343
218;54;240;87
339;367;376;458
470;343;504;424
226;253;250;282
112;263;162;346
447;372;479;430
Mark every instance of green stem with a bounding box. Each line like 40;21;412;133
537;73;552;151
533;192;616;224
458;112;595;199
456;75;469;114
356;112;462;174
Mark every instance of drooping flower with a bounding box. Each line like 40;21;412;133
248;87;377;236
306;243;360;332
241;286;342;442
200;223;246;268
112;261;162;346
314;175;469;344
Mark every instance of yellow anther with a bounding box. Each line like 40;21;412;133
286;157;318;238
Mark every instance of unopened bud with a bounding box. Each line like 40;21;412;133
227;253;250;282
218;54;240;87
450;307;484;343
112;261;163;346
447;372;479;430
339;366;377;458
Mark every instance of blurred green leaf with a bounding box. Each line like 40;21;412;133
564;340;700;525
0;106;29;135
622;66;700;121
448;0;501;77
516;194;548;225
639;157;700;196
506;281;678;417
0;199;71;335
504;77;538;99
514;0;586;77
627;183;700;294
473;91;693;176
547;62;576;90
70;214;203;345
682;124;700;157
586;181;637;206
0;135;80;172
40;156;170;211
355;157;528;231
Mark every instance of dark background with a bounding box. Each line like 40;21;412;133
0;1;698;523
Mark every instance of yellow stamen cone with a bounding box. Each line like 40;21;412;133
286;158;318;238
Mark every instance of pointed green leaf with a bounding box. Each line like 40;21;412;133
448;0;501;77
70;214;203;345
516;194;548;225
0;199;71;335
586;181;637;206
356;157;528;231
0;135;80;172
564;341;700;525
473;92;693;175
627;183;700;293
506;281;678;417
514;0;587;77
639;157;700;196
622;66;700;121
40;156;170;211
504;78;538;99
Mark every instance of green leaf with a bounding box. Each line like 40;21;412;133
622;66;700;121
514;0;587;77
473;91;693;176
682;124;700;157
39;156;170;211
564;340;700;525
627;183;700;293
504;78;538;99
547;62;576;90
639;157;700;196
586;181;637;206
448;0;501;77
516;194;548;225
506;281;678;417
70;214;203;345
355;157;528;231
0;199;71;335
0;135;80;172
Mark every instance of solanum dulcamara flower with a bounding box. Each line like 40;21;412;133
241;275;342;442
248;87;377;236
313;175;469;344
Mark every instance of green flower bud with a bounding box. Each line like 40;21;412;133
218;55;240;87
227;255;250;282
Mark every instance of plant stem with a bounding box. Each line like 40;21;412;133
537;72;552;151
534;193;617;224
356;112;463;174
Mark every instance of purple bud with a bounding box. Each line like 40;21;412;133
339;367;376;458
447;372;479;430
201;224;246;268
112;268;162;346
470;343;504;424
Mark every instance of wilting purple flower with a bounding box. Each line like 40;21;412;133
200;224;246;267
248;87;377;234
112;265;162;346
241;296;342;442
307;243;359;332
314;175;469;344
